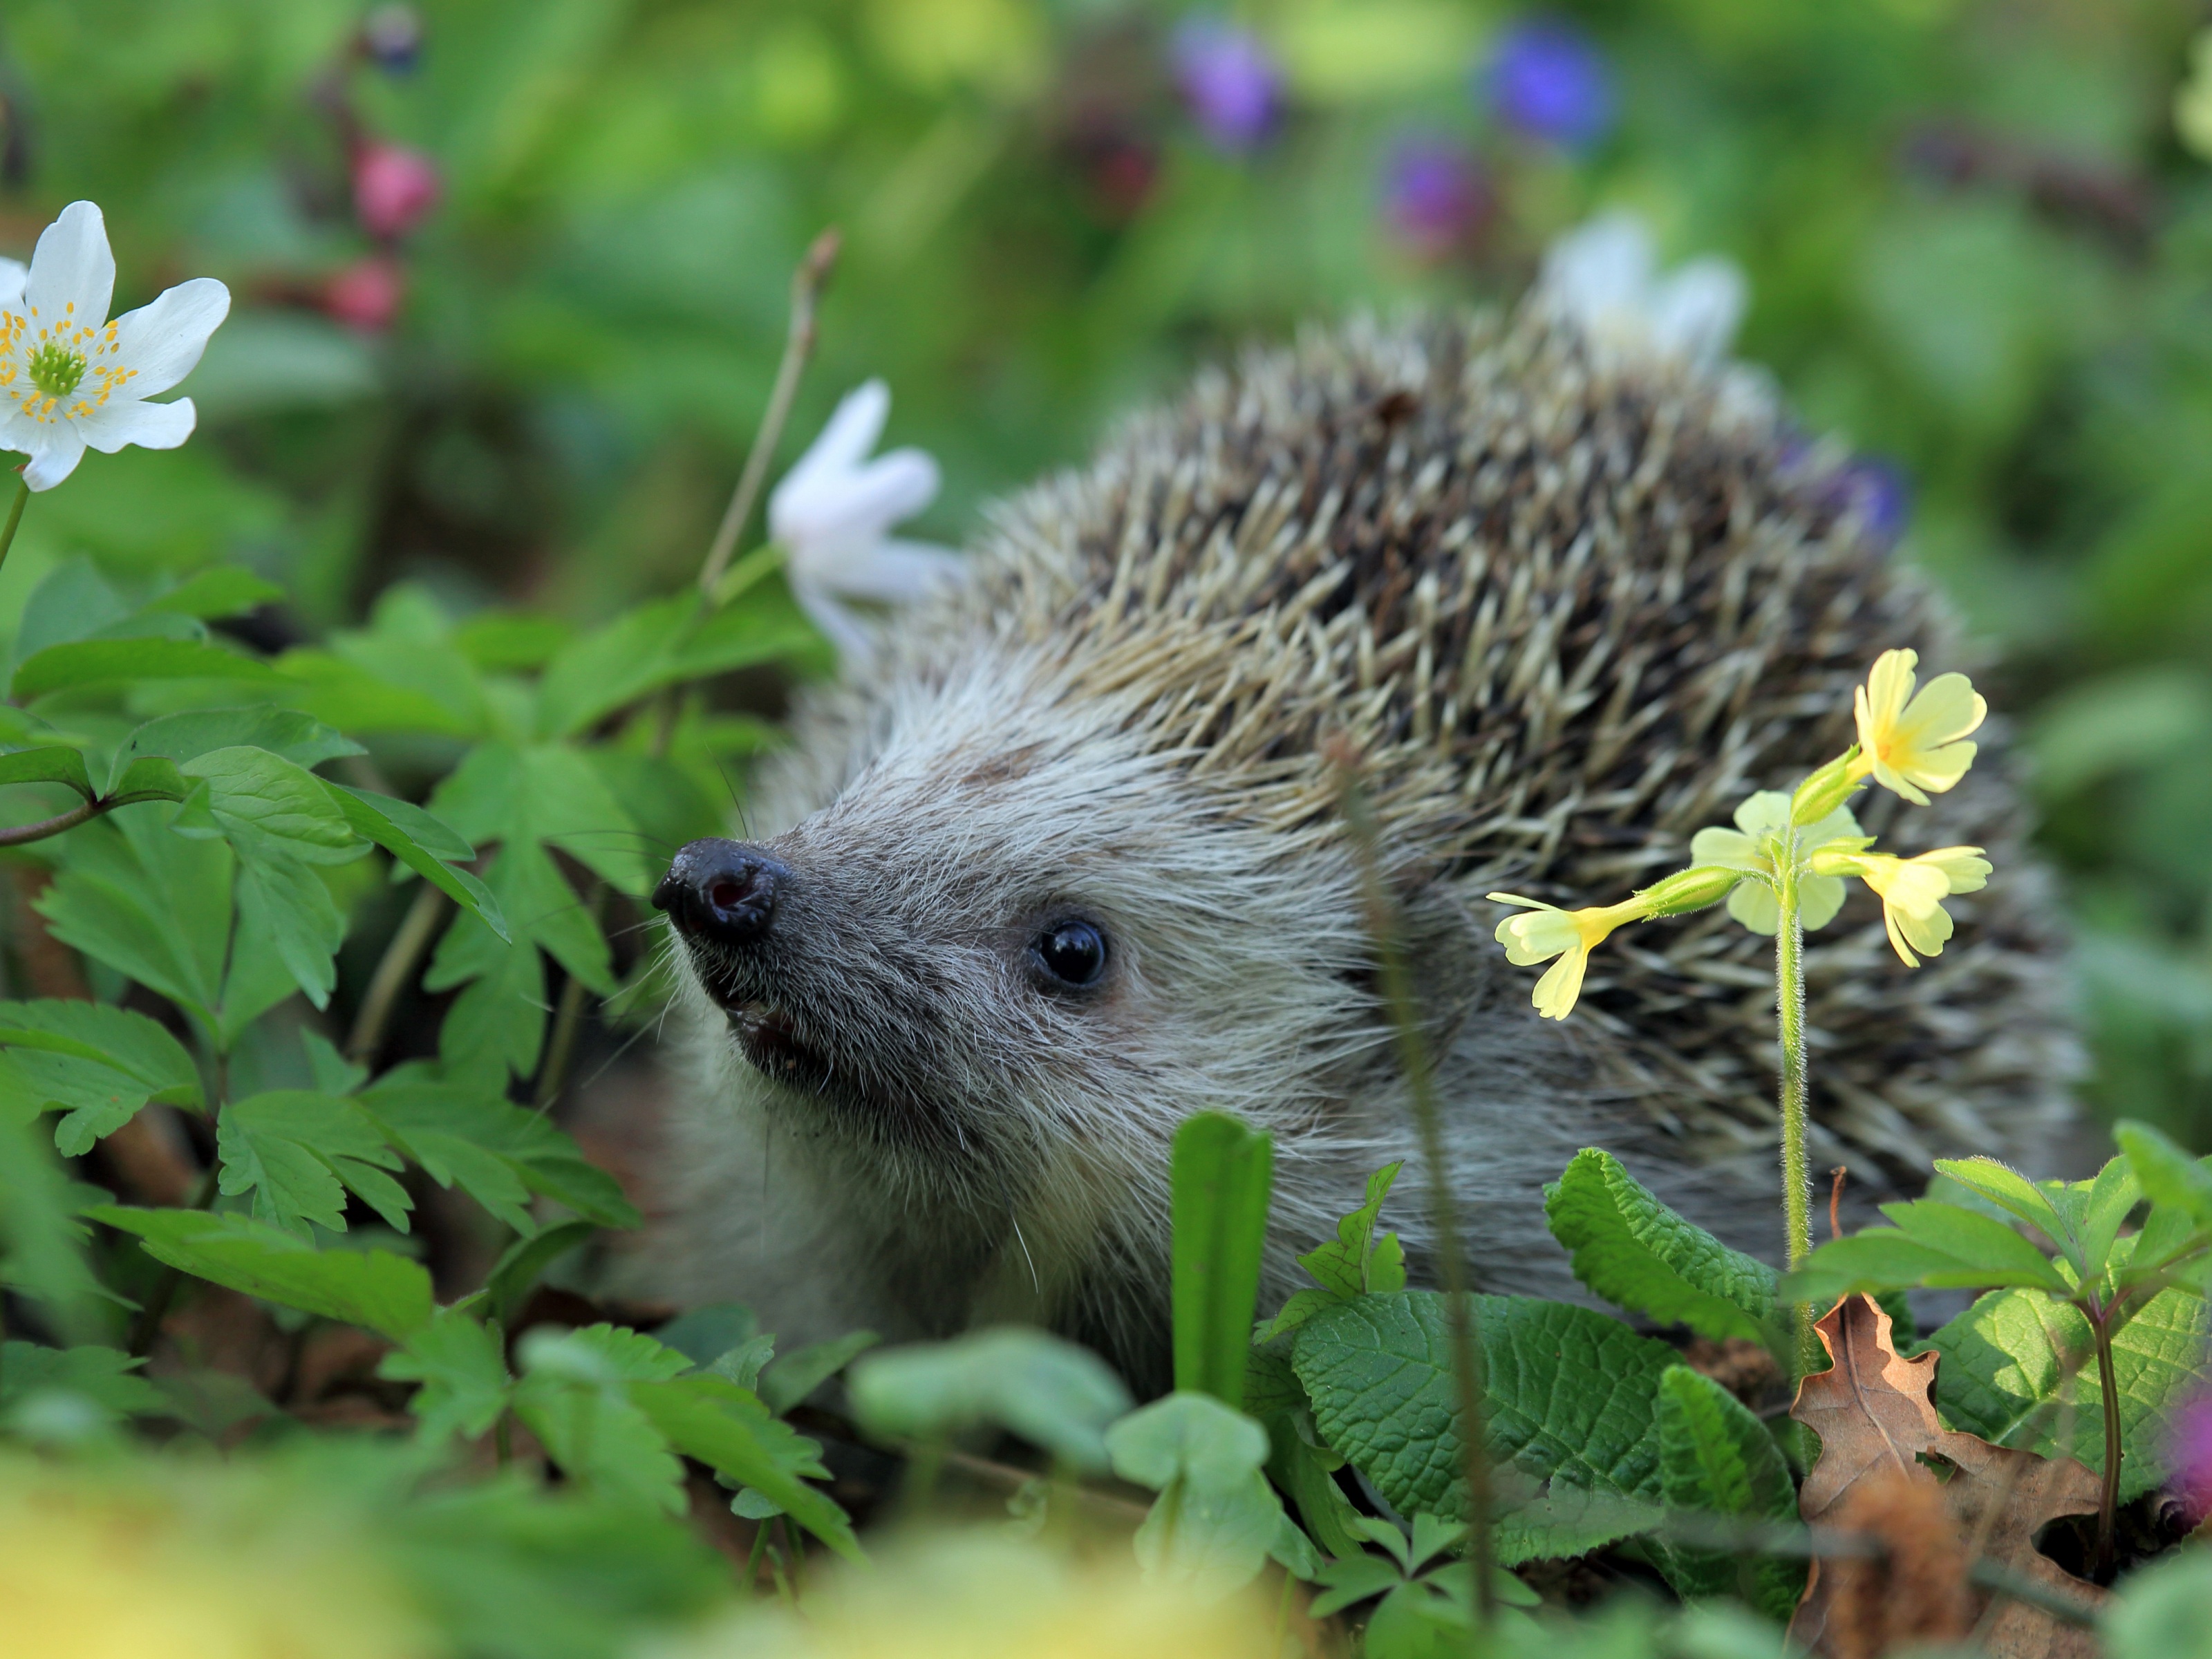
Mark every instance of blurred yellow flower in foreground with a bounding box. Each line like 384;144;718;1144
2178;30;2212;161
660;1532;1275;1659
1848;648;1986;805
1486;894;1649;1020
0;1454;425;1659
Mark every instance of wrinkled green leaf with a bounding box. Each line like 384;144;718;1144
1649;1365;1804;1618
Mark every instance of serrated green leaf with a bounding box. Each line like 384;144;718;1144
359;1076;639;1229
182;745;359;862
1929;1284;2211;1501
106;708;364;790
1934;1157;2071;1251
1291;1291;1675;1566
1649;1365;1804;1619
233;847;348;1010
1881;1199;2076;1290
759;1329;881;1414
0;1000;203;1154
521;1323;693;1384
1544;1148;1781;1344
847;1327;1133;1474
0;1340;167;1421
326;785;506;941
379;1307;512;1443
1302;1162;1407;1300
628;1374;861;1559
534;594;816;741
216;1089;413;1237
14;637;277;698
1171;1112;1273;1409
93;1205;433;1338
2116;1120;2212;1230
513;1368;686;1517
0;1114;111;1342
0;745;93;800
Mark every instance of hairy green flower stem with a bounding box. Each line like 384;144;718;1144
1773;842;1817;1371
529;228;842;1118
0;475;28;577
1333;752;1495;1627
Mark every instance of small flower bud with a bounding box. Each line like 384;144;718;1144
1790;749;1862;826
352;142;441;241
1635;865;1743;917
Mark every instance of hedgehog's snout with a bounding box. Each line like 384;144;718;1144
655;838;787;948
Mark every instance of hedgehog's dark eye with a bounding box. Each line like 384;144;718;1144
1032;919;1107;988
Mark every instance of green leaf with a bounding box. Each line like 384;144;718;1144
233;847;348;1010
0;1341;167;1423
2076;1157;2144;1283
485;1220;597;1326
326;785;507;941
0;1000;203;1155
216;1089;413;1236
521;1323;694;1385
1929;1284;2211;1501
1884;1199;2077;1288
759;1330;882;1414
1170;1111;1274;1409
847;1327;1134;1474
380;1307;513;1443
359;1075;639;1229
1933;1156;2071;1252
2103;1548;2212;1659
140;567;285;620
1302;1162;1407;1300
1292;1291;1675;1566
0;1113;111;1342
628;1374;862;1559
93;1206;433;1339
106;708;363;789
534;594;815;740
104;756;194;806
0;745;93;800
181;745;359;862
513;1369;686;1517
14;637;277;699
2117;1119;2212;1230
1543;1148;1781;1345
1105;1391;1293;1595
1649;1365;1804;1619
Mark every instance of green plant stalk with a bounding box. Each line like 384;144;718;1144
1336;763;1494;1624
0;476;28;577
1774;849;1816;1372
2086;1300;2122;1581
346;881;449;1063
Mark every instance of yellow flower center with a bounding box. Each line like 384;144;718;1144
27;340;86;398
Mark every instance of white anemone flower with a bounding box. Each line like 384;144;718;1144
0;201;230;491
769;379;963;666
1536;212;1747;369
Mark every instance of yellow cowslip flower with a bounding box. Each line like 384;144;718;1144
1689;789;1862;935
1487;893;1648;1020
1812;845;1990;968
2180;29;2212;162
1848;648;1986;805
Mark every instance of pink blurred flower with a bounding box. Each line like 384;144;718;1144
2170;1392;2212;1523
324;256;405;332
351;142;440;241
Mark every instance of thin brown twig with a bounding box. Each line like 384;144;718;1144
1828;1166;1848;1243
696;227;842;599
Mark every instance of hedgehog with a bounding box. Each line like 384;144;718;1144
641;301;2077;1394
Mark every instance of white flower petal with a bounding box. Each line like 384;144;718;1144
791;581;878;666
19;424;88;491
0;258;25;310
820;539;964;603
1539;212;1654;324
107;278;231;397
77;396;196;454
26;201;116;331
778;448;940;556
1645;258;1746;365
770;379;892;534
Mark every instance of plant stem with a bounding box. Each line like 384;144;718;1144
127;1170;218;1358
0;476;28;578
2090;1304;2122;1580
0;800;101;847
1333;756;1494;1625
695;227;841;599
346;881;450;1063
1774;848;1816;1371
532;883;610;1111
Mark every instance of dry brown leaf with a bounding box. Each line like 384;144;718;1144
1788;1294;2108;1659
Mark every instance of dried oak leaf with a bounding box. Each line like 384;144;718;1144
1788;1293;2107;1659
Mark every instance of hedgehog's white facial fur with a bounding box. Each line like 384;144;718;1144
656;644;1483;1376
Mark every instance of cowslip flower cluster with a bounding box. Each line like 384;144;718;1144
1490;647;1991;1018
0;201;229;491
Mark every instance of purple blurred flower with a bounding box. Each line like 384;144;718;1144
1835;456;1911;546
1382;138;1493;261
1482;17;1614;150
1170;19;1283;153
2170;1393;2212;1523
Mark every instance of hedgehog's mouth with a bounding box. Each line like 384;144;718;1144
723;999;835;1091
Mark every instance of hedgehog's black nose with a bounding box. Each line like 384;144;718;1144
654;839;787;946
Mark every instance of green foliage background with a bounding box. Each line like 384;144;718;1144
1;0;2208;1139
